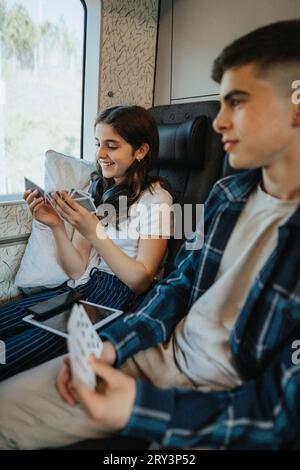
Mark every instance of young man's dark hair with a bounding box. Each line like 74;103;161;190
212;20;300;83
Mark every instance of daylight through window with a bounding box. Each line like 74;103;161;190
0;0;84;195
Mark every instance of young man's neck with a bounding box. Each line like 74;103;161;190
262;155;300;200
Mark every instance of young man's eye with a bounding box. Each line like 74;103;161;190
230;98;242;107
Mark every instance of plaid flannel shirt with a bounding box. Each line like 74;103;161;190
101;169;300;449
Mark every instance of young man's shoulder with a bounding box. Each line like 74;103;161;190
209;168;261;203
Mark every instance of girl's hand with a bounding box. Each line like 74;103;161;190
50;191;100;241
23;190;63;227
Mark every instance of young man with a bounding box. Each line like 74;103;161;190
1;20;300;450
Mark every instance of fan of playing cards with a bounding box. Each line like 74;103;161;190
67;303;103;390
24;177;97;214
68;188;98;212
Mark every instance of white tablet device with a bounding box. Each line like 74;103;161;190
23;300;124;339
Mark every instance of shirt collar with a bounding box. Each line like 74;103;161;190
220;168;300;229
218;168;262;202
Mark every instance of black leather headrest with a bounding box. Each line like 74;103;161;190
222;153;247;178
157;116;208;169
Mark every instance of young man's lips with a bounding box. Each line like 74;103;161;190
223;140;239;152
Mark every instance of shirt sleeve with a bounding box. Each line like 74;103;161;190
137;185;174;237
119;328;300;449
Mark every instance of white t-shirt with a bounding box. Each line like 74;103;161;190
174;183;299;392
68;182;173;287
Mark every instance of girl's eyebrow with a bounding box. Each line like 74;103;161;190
94;137;120;144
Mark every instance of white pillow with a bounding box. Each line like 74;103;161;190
44;149;95;193
15;150;99;290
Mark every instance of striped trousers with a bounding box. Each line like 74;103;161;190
0;269;136;381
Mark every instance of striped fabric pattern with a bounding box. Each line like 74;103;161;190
0;270;136;381
101;169;300;449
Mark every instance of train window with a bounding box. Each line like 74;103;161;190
0;0;86;198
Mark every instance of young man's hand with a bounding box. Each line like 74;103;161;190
56;341;117;405
100;340;117;365
56;356;77;405
73;355;136;430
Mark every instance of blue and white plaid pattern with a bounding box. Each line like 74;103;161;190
101;169;300;449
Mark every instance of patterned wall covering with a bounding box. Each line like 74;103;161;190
0;203;32;239
0;244;27;304
99;0;159;109
0;203;32;303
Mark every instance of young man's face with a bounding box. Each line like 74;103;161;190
213;63;295;169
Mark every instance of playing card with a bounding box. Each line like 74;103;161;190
43;193;67;220
67;303;103;389
68;189;97;212
24;177;45;199
74;196;97;213
70;189;91;199
78;190;91;197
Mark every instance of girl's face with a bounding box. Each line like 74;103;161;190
95;123;144;183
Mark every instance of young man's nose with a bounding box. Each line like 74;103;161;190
213;109;232;134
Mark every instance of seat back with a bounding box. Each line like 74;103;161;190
149;101;224;272
222;152;248;178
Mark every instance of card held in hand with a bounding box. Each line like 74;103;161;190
69;188;97;213
67;303;103;390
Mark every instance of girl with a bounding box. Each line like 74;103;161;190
0;105;173;381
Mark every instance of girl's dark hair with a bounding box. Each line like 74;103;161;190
90;105;169;227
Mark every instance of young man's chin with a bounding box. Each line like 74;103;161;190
228;153;253;170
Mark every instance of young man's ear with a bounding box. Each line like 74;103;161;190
292;103;300;127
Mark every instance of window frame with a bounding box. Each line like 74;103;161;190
0;0;101;202
81;0;101;163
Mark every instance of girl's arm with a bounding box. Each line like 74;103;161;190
89;230;168;294
55;215;167;292
52;225;92;280
51;190;171;293
23;189;91;280
55;215;167;291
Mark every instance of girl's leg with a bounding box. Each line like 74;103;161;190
0;267;138;341
0;286;70;339
0;278;98;380
0;327;67;381
85;270;137;310
0;271;136;381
